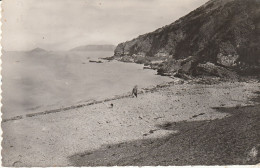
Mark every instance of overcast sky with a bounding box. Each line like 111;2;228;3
2;0;208;51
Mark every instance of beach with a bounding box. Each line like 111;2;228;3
2;80;259;166
2;0;260;166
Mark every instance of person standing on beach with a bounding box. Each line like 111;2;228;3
132;85;138;98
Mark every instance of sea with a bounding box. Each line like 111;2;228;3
2;51;173;119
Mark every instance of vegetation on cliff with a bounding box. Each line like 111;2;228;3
113;0;260;78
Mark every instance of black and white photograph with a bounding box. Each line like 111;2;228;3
1;0;260;166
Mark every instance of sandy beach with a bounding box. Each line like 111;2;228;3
2;0;260;166
2;79;260;166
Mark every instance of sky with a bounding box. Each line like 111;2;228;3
2;0;208;51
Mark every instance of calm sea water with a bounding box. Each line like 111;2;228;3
2;51;172;119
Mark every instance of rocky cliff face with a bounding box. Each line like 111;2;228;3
114;0;260;77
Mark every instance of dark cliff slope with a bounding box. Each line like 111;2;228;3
114;0;260;76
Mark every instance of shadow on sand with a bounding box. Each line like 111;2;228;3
68;92;260;166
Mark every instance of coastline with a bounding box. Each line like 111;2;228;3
2;50;173;120
3;75;240;123
2;79;259;166
3;0;260;166
2;78;182;123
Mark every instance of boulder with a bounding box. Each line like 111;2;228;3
196;62;238;79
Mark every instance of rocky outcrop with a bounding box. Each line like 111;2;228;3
196;62;238;79
114;0;260;77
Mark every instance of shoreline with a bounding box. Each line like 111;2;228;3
3;76;258;123
2;79;178;123
2;51;174;120
2;79;259;166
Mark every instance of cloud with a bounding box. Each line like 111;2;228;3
2;0;208;51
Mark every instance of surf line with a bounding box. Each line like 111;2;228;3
2;94;131;123
2;81;175;123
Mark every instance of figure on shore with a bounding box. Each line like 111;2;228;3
132;85;138;98
102;102;113;109
110;103;113;108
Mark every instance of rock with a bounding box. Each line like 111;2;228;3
113;0;260;77
196;62;238;79
89;60;103;63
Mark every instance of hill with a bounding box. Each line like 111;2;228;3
29;47;47;53
113;0;260;78
70;45;115;51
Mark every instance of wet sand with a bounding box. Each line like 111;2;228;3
2;80;260;166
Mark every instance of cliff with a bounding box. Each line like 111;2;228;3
114;0;260;77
